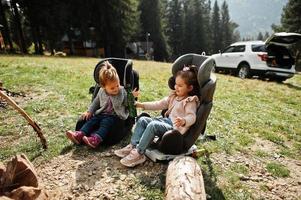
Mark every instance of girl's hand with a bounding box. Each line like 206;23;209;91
132;88;139;98
81;111;93;120
135;101;144;109
174;117;186;127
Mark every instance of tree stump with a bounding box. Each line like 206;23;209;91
0;154;48;200
165;156;206;200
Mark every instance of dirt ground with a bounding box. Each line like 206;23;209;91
35;139;301;200
36;146;167;200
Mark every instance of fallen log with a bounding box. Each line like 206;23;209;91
165;156;206;200
0;90;47;149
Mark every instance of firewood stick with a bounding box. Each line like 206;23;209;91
0;90;47;149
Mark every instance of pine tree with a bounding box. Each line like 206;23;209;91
278;0;301;71
193;0;206;54
183;0;194;53
202;0;212;54
166;0;184;60
106;0;139;57
138;0;169;61
20;0;50;54
211;0;222;53
11;0;28;53
264;31;270;40
182;0;208;54
91;0;139;57
39;0;66;55
0;0;14;52
280;0;301;33
232;30;241;42
257;32;264;40
220;1;231;48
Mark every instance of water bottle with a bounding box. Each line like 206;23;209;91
126;84;137;118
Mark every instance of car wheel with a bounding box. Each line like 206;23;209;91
237;64;251;79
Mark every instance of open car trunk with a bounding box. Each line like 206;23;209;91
266;44;294;69
265;32;301;69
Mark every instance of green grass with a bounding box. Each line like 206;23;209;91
222;170;253;200
266;162;290;177
255;150;270;158
230;163;249;175
1;55;301;199
259;131;285;145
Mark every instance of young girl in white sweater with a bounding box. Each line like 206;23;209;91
115;65;200;167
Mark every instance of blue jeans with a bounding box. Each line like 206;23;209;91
80;114;117;139
131;116;173;154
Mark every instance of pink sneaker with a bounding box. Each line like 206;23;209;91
83;134;102;148
114;144;134;158
120;148;146;167
66;130;84;144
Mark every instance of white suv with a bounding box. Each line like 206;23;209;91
211;32;301;81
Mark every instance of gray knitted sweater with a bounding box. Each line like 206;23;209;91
88;86;129;120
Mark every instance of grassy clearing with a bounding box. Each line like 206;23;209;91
1;55;301;199
266;162;290;178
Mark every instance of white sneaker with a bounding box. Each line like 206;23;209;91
120;148;146;167
114;144;134;158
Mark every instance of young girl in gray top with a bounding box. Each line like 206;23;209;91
66;61;137;148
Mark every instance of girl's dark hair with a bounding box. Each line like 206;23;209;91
176;65;199;96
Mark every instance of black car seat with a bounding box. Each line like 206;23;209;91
153;53;216;154
75;58;139;145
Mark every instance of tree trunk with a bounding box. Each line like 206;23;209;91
36;26;43;54
30;24;39;54
31;25;43;55
48;40;55;55
22;0;43;55
11;0;28;54
102;1;110;57
67;31;74;55
0;154;48;199
165;156;206;200
0;1;14;52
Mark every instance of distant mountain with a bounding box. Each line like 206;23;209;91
213;0;288;38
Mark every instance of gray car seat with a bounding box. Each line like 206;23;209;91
152;53;216;155
76;58;139;145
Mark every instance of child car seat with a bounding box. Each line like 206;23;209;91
75;58;139;145
150;53;216;155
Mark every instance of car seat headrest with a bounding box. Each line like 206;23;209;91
93;58;133;87
169;54;213;90
200;73;216;103
168;76;176;90
197;57;214;87
171;54;193;75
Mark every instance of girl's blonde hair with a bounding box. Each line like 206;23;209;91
99;61;119;87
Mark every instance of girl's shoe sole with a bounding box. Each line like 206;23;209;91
82;136;97;148
120;156;146;167
66;131;80;144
